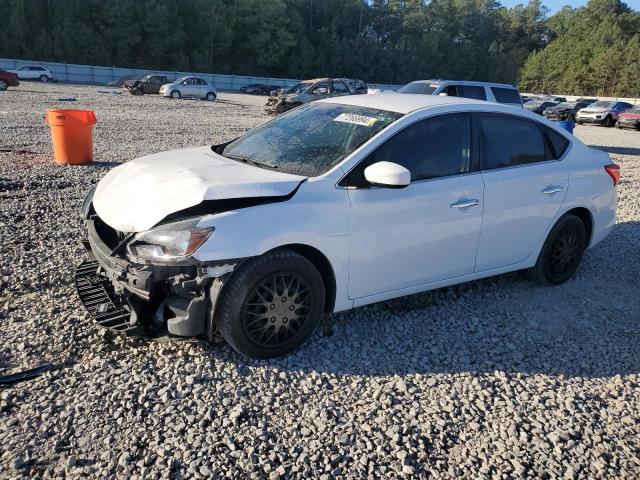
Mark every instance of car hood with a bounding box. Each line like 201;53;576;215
580;107;610;114
93;146;306;232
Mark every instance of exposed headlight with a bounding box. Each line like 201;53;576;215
81;184;97;218
126;217;214;263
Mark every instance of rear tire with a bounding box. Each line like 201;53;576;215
39;75;49;83
205;92;216;101
526;214;587;285
170;90;181;99
0;80;7;91
215;249;325;359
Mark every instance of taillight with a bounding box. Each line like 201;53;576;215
605;164;620;186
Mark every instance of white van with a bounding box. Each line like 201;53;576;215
397;80;523;108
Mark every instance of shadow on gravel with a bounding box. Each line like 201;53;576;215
590;145;640;156
216;221;640;379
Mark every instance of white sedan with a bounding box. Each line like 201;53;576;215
77;94;618;358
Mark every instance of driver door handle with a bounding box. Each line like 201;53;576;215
541;185;564;195
450;199;479;209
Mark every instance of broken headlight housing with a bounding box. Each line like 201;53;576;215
126;217;214;263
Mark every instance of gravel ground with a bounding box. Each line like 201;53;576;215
1;82;639;479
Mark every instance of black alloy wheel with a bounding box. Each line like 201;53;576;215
527;214;587;285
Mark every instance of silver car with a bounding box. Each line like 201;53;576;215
159;76;217;101
576;100;633;127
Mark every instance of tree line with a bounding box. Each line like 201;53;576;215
1;0;638;97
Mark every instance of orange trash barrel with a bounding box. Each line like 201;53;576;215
45;109;97;165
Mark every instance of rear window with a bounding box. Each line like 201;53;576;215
491;87;522;104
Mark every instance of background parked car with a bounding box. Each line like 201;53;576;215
524;99;558;115
576;100;633;127
265;77;367;114
397;80;522;107
159;77;217;101
0;70;19;90
543;99;596;121
124;74;169;95
616;106;640;130
10;66;54;82
240;84;281;95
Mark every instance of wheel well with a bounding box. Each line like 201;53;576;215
565;207;593;246
278;244;336;313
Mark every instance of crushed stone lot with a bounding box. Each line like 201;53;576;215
1;82;639;479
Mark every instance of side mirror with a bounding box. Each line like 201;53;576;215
438;92;448;97
364;162;410;189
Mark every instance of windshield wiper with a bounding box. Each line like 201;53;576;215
224;154;278;170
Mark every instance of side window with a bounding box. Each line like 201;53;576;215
478;115;546;169
459;85;487;101
310;83;329;94
491;87;521;104
344;114;471;186
543;126;570;159
331;81;348;93
443;85;460;97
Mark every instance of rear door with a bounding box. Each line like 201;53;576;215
474;113;568;272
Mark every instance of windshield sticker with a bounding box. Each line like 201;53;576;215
334;113;378;126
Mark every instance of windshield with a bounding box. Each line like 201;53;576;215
591;101;613;108
555;102;574;109
397;82;439;95
222;103;403;177
174;76;189;84
139;74;152;82
627;107;640;114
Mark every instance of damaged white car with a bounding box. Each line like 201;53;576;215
77;94;618;358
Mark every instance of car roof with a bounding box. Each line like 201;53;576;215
320;93;494;114
407;79;517;89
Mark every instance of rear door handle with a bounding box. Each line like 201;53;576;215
450;199;479;209
541;185;564;195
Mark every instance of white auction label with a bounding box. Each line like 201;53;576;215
333;113;378;126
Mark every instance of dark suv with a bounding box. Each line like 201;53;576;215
543;99;596;122
124;75;169;95
0;70;19;90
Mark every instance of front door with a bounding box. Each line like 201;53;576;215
345;113;485;299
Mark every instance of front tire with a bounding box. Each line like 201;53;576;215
39;75;49;83
526;214;587;285
170;90;181;99
0;80;7;91
604;115;614;127
215;249;325;359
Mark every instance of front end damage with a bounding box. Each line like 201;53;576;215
75;215;236;338
265;93;303;115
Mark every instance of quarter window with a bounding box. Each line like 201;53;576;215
543;126;570;159
344;114;471;186
478;115;546;169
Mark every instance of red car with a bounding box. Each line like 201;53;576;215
616;107;640;130
0;70;19;91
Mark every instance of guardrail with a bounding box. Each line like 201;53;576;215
0;58;400;92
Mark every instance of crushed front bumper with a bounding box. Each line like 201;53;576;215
75;218;235;338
